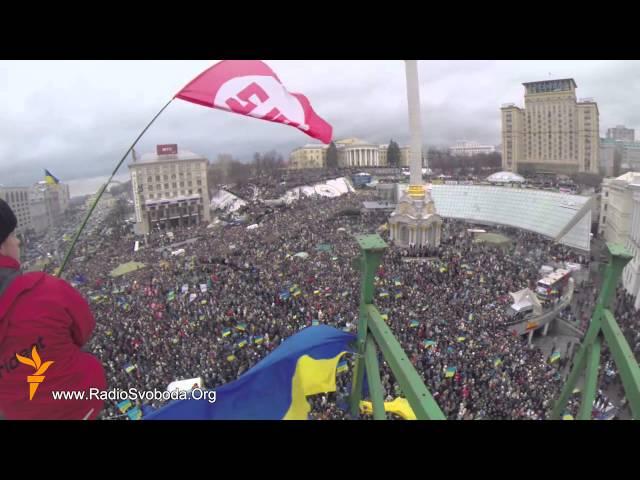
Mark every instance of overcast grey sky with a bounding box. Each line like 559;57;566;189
1;60;638;186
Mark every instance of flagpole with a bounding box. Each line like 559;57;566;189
56;98;175;277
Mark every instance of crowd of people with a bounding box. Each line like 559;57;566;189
46;172;635;420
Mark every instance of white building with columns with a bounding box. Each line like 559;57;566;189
622;182;640;308
598;172;640;244
288;138;412;169
336;138;382;167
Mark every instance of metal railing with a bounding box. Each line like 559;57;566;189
348;235;639;420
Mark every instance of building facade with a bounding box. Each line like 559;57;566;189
598;172;640;245
28;186;49;234
0;187;31;235
449;141;496;157
607;125;635;143
600;138;619;177
129;145;210;235
622;183;640;308
288;138;414;169
288;144;327;169
501;78;600;175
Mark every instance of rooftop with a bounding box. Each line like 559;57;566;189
130;150;206;166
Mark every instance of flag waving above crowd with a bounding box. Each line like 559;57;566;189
175;60;333;144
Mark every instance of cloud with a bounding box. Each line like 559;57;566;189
1;60;638;186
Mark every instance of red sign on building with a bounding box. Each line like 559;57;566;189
157;144;178;155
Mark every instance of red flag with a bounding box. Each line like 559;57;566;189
175;60;332;143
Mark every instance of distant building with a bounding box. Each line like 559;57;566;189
607;125;635;143
0;186;31;235
129;144;210;235
623;182;640;308
288;138;414;169
28;186;48;234
599;172;640;245
449;141;496;157
289;144;327;169
501;78;599;175
600;138;619;177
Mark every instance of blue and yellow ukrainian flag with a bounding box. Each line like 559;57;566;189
146;326;356;420
127;406;142;420
445;366;457;378
237;339;248;348
117;400;133;413
222;328;232;337
410;320;419;328
550;352;561;363
254;336;264;345
236;323;247;332
44;169;60;185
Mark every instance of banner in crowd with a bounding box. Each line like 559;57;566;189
146;326;356;420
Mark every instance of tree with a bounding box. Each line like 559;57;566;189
253;152;263;176
326;141;338;169
387;140;401;168
571;172;604;188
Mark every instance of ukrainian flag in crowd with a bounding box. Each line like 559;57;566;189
549;352;561;363
44;169;60;185
127;406;142;420
360;397;416;420
237;339;248;348
222;328;232;337
410;320;419;328
254;336;264;345
117;400;133;413
445;366;457;378
227;355;236;362
424;340;436;348
236;323;247;332
494;358;503;368
457;336;466;343
146;326;356;420
125;363;136;373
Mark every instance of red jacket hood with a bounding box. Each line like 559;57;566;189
0;255;46;343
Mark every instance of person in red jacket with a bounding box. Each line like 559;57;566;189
0;199;106;419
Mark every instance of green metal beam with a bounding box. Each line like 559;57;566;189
350;234;387;417
551;243;631;420
366;304;446;420
601;309;640;419
364;336;386;420
578;336;601;420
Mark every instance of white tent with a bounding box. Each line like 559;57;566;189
293;252;309;259
509;288;542;315
167;377;203;393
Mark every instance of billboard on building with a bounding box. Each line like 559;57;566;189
157;144;178;155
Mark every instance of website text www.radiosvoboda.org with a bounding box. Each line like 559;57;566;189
51;388;217;403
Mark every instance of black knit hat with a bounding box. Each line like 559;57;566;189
0;198;17;245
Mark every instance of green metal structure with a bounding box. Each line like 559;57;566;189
551;243;640;420
349;234;445;420
350;235;640;420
